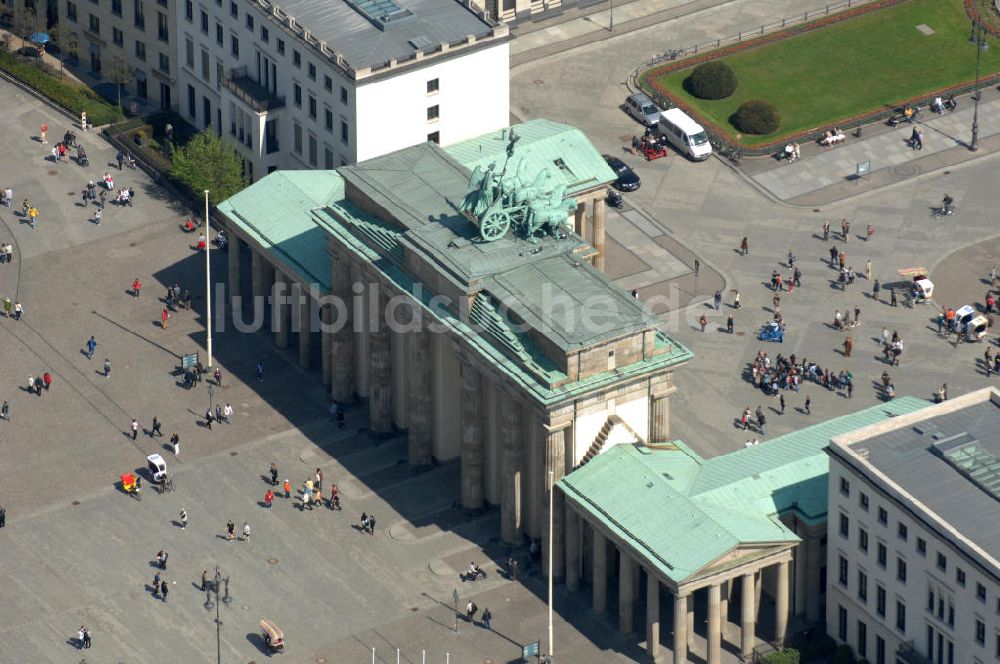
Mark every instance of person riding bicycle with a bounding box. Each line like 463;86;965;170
942;193;955;214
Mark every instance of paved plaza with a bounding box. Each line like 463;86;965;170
6;0;1000;662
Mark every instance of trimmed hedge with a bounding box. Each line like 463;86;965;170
734;99;780;134
761;648;801;664
0;50;122;125
833;643;857;664
687;60;738;99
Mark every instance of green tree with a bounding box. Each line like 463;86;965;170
46;24;67;77
107;55;133;107
170;131;247;203
12;3;37;52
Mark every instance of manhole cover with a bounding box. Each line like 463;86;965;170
67;191;76;196
736;331;746;336
72;500;80;506
534;79;544;85
47;170;58;176
890;164;919;178
230;451;238;456
410;607;418;612
267;558;279;565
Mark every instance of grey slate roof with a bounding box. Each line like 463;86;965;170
266;0;496;70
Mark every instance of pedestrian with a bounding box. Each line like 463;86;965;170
151;416;163;437
183;289;191;309
804;395;811;415
847;379;853;398
757;411;766;436
157;550;168;569
214;367;222;387
466;600;478;622
132;277;142;298
42;372;51;391
283;479;291;498
224;403;233;423
3;187;10;208
226;520;235;541
201;570;208;591
713;290;721;310
215;404;223;424
161;307;169;329
844;336;853;357
698;314;707;332
733;290;741;309
40;122;48;144
270;462;278;486
179;509;187;528
82;627;91;649
864;260;872;281
890;288;898;307
780;394;785;414
726;314;734;334
242;521;250;542
131;418;139;440
160;580;168;603
822;220;830;242
264;489;274;508
739;236;749;256
872;278;881;302
991;265;998;286
481;607;492;630
793;266;801;287
853;305;861;327
153;571;161;596
99;189;106;208
128;186;134;206
866;224;874;242
256;359;264;382
170;433;179;456
368;513;376;534
84;336;97;359
315;468;324;491
1;401;9;420
13;300;22;320
116;150;124;170
205;408;213;430
986;348;994;377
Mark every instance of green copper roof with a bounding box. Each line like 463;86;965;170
559;398;931;585
217;170;343;291
445;118;617;196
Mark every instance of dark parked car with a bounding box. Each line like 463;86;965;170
603;155;641;192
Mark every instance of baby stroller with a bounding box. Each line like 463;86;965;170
77;145;89;167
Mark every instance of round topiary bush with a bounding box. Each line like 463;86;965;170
687;60;738;100
733;99;781;134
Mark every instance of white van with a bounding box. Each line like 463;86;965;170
657;108;713;161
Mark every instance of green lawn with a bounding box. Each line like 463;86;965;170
646;0;1000;146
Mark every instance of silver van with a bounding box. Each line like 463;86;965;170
624;92;662;127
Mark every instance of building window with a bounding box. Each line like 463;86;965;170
898;523;908;541
838;605;848;641
427;77;439;94
859;492;869;511
840;477;850;496
927;588;935;612
229;0;237;17
245;13;253;30
877;542;886;567
158;52;169;74
977;582;986;602
325;109;333;132
324;146;333;168
427;105;439;121
184;0;192;20
187;84;196;118
340;120;348;145
896;601;906;633
340;86;348;104
876;635;885;664
293;83;301;107
157;11;169;41
877;507;888;526
260;26;268;42
293;122;302;154
957;569;966;586
136;74;147;98
308;96;316;119
134;0;145;29
308;134;317;166
917;538;926;555
876;585;886;616
976;619;985;645
215;23;222;45
135;40;146;61
112;27;123;46
428;131;440;144
185;37;194;67
937;553;947;571
112;0;122;16
324;75;332;92
66;1;78;20
199;10;207;33
276;38;284;54
230;34;238;57
857;620;867;657
839;514;849;538
200;48;209;81
839;556;848;586
858;570;868;602
88;14;100;34
307;62;315;80
859;527;868;553
897;557;907;583
293;49;300;67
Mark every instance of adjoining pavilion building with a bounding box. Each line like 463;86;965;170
216;118;690;571
558;398;928;663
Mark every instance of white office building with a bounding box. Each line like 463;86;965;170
826;387;1000;664
177;0;510;180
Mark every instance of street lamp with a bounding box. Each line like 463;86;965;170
204;190;214;367
203;564;230;664
547;469;554;661
971;22;988;152
608;0;614;31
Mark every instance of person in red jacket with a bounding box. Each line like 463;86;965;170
42;372;52;391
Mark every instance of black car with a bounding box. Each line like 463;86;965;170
603;155;641;192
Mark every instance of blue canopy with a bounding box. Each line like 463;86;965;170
29;32;50;44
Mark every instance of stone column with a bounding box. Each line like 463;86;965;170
619;551;636;634
592;196;606;271
272;270;289;349
542;422;567;582
406;322;433;467
805;536;822;623
673;593;688;664
459;361;485;512
592;528;607;614
251;249;268;325
574;201;587;240
719;580;729;626
650;394;670;443
646;573;660;660
320;303;331;386
741;572;756;659
368;289;392;434
775;560;790;647
707;583;721;664
227;234;241;308
500;399;523;544
297;292;311;369
565;508;580;591
330;259;354;402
